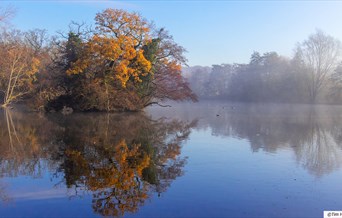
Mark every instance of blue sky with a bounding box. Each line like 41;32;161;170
2;1;342;66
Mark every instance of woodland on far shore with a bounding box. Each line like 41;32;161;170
0;7;197;112
185;30;342;105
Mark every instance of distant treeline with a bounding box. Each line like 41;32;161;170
185;30;342;104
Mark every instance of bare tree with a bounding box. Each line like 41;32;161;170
0;5;15;25
25;29;48;53
295;30;342;103
0;30;40;107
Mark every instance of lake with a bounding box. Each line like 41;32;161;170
1;101;342;217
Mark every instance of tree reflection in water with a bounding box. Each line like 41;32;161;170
223;105;342;177
0;109;61;204
0;109;59;178
151;103;342;177
2;103;342;215
0;109;197;216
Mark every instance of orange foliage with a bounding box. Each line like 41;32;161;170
67;9;152;88
64;139;151;216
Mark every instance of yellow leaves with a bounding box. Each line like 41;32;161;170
94;36;121;59
113;140;150;176
65;149;89;170
115;139;130;163
65;139;151;194
167;60;182;72
136;50;152;71
26;57;40;83
95;9;150;44
66;9;154;89
66;59;88;75
31;57;40;73
123;46;136;60
136;154;150;176
68;35;152;87
114;62;129;87
111;49;152;87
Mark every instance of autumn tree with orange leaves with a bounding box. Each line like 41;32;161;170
64;141;151;217
44;9;196;112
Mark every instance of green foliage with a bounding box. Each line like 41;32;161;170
64;32;82;69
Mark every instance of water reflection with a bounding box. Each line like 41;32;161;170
150;103;342;177
0;109;58;178
226;106;342;177
0;109;196;216
2;103;342;217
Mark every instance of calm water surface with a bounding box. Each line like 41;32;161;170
1;101;342;217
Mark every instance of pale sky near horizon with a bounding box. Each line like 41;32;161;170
2;1;342;66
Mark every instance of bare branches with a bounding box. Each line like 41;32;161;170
0;5;15;24
24;29;48;53
0;31;40;107
295;30;342;103
56;21;92;42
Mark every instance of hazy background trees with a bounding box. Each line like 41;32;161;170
295;30;341;103
186;30;342;104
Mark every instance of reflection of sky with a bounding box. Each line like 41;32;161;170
0;159;93;216
3;175;67;201
1;174;95;217
1;159;67;201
